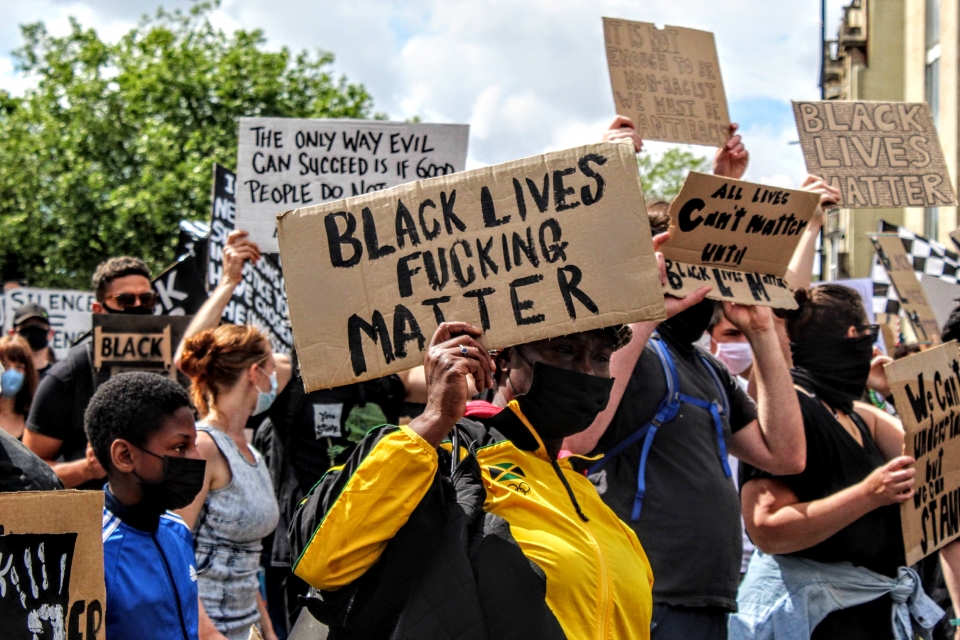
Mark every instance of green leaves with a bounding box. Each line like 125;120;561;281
0;3;376;288
637;147;711;204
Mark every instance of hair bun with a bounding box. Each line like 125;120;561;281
179;330;218;379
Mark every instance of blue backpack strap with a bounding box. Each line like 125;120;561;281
677;355;733;479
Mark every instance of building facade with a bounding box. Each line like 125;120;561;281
821;0;958;279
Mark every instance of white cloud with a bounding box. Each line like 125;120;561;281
0;0;830;184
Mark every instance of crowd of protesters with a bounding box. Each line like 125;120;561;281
1;116;958;640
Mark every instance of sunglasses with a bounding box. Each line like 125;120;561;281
107;292;160;309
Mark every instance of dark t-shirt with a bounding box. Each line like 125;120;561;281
25;342;100;490
591;332;758;610
741;390;904;639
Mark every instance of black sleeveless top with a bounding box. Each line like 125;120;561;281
742;389;904;640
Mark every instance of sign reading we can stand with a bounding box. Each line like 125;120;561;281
660;172;821;308
885;342;960;564
602;17;730;147
871;233;941;343
793;101;957;208
235;118;469;252
278;142;667;391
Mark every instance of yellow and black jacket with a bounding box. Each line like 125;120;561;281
290;401;654;640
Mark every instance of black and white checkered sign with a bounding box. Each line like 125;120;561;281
870;220;960;316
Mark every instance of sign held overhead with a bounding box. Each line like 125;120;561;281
793;101;957;208
235;118;469;252
279;142;666;391
660;172;821;308
885;342;960;564
871;234;941;343
602;17;730;147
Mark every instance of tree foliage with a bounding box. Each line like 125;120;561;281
0;2;377;288
637;147;711;203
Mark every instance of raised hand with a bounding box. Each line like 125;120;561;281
713;123;749;179
602;115;643;153
653;231;712;318
221;230;261;286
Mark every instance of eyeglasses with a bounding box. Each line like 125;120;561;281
107;292;159;309
858;324;880;339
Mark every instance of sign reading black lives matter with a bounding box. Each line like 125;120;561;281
885;342;960;564
660;172;821;309
793;101;957;208
279;142;667;391
235;119;470;252
209;164;293;353
0;491;105;639
602;17;730;147
92;314;192;388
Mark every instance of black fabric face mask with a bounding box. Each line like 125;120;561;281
17;325;49;351
660;299;718;346
515;360;614;442
791;332;876;414
133;447;206;512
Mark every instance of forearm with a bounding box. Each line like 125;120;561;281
256;591;276;638
748;328;805;473
785;216;823;291
748;482;877;554
51;458;101;489
564;320;656;454
198;600;224;639
175;279;239;365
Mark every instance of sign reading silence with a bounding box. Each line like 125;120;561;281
659;172;821;309
278;141;667;391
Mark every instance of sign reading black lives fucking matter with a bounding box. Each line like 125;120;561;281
278;142;666;391
209;164;293;353
235;118;470;252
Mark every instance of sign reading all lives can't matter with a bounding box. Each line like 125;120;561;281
793;101;957;208
236;118;469;252
885;342;960;564
278;142;666;391
602;17;730;147
660;172;821;308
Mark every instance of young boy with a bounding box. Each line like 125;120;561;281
85;372;205;640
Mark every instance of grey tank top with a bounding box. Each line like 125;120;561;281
194;424;279;640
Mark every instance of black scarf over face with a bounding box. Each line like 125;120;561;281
790;333;875;414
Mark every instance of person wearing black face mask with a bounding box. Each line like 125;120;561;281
733;285;948;640
290;322;658;640
11;303;55;379
86;372;205;640
23;256;158;490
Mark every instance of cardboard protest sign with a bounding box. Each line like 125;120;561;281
1;287;97;359
278;142;666;391
602;17;730;147
793;101;957;208
152;253;208;316
871;234;941;343
236;119;470;252
208;164;293;353
885;342;960;564
659;172;821;308
92;314;192;387
0;491;105;639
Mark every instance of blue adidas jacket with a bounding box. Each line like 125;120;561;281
102;488;199;640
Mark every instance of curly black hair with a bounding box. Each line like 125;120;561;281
85;372;195;470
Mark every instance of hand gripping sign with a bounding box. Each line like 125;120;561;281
278;142;666;391
659;172;821;309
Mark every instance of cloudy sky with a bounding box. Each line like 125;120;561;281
0;0;850;187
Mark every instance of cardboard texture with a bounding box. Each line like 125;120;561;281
0;491;105;639
209;164;293;353
602;17;730;147
793;101;957;208
871;234;941;343
885;342;960;565
278;141;666;391
236;119;470;252
0;287;97;360
660;172;821;308
91;314;192;387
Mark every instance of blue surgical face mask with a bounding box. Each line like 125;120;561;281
1;368;24;398
252;368;278;416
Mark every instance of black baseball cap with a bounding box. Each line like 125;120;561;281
13;303;50;327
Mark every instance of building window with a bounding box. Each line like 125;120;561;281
926;0;940;48
925;0;940;237
925;208;939;239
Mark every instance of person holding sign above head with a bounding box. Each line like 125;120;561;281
288;299;723;637
730;285;946;640
565;118;804;640
89;372;205;640
23;256;158;489
173;229;288;640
